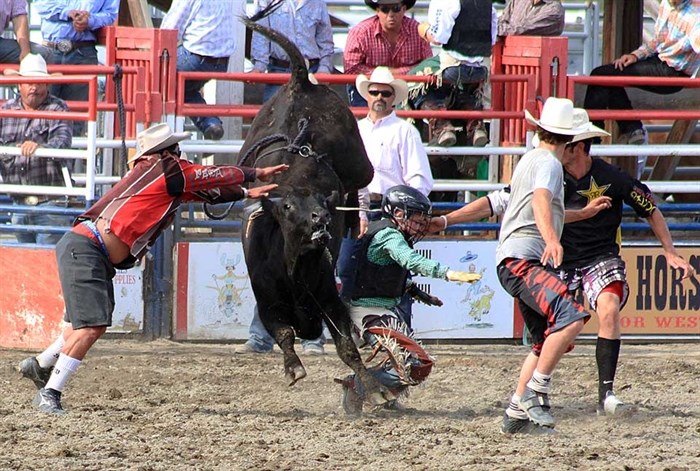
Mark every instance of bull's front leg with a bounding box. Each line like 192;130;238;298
260;304;307;386
273;324;307;386
325;298;388;407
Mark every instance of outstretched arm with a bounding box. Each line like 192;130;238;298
647;209;696;279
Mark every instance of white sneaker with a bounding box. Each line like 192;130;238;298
597;391;636;416
302;344;325;356
472;125;488;147
437;130;457;147
618;127;648;145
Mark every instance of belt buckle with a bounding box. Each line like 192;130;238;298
23;196;40;206
57;39;72;53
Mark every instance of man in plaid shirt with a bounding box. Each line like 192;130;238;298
344;0;432;107
0;53;73;244
583;0;700;148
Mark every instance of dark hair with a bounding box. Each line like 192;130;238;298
162;143;181;156
565;139;593;154
536;128;571;145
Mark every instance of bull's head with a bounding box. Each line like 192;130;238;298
263;189;339;277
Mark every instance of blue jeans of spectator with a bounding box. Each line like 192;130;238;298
583;56;688;135
11;202;74;245
346;85;367;108
0;40;51;65
176;46;228;134
247;305;325;350
49;45;99;136
263;62;320;103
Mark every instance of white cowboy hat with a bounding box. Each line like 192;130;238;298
128;123;191;163
4;53;60;77
524;97;590;136
356;66;409;104
568;108;610;143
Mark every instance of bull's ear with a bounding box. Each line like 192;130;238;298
261;196;281;213
326;191;339;210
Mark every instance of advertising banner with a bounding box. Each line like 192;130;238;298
581;246;700;336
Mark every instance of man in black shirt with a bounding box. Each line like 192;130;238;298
431;110;696;427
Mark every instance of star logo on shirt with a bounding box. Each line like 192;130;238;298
577;177;611;204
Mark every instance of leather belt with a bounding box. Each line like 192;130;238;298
43;40;96;53
190;52;229;66
14;196;83;207
269;57;319;69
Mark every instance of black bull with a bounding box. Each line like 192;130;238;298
238;14;387;405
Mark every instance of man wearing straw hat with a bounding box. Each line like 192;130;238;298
0;53;73;244
17;123;288;415
430;107;696;428
494;97;593;433
337;66;433;331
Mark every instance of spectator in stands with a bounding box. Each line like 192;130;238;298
414;0;497;147
583;0;700;145
497;0;565;37
337;67;433;331
33;0;118;135
0;54;73;245
344;0;432;107
17;122;288;415
161;0;241;141
0;0;35;63
251;0;335;103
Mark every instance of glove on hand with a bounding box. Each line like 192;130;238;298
406;284;444;306
446;270;481;283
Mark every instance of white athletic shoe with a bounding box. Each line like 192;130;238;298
597;391;636;416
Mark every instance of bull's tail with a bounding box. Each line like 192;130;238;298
243;1;310;88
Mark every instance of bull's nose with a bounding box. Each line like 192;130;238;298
311;210;330;225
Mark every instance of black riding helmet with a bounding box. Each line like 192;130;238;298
382;185;432;243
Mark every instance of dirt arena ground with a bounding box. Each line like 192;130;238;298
1;340;698;471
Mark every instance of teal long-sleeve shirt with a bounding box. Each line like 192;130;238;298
351;226;449;309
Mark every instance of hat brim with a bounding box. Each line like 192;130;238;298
128;131;191;163
4;70;62;77
356;75;409;104
364;0;416;10
524;109;591;136
569;123;610;143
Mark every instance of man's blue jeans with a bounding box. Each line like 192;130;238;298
11;202;73;245
247;305;325;351
49;45;99;136
176;46;228;134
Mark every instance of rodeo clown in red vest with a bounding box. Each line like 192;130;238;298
18;123;288;415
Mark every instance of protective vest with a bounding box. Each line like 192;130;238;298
351;219;410;300
444;0;492;57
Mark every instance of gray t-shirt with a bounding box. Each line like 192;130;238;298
496;147;564;265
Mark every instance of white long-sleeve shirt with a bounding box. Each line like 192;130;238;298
357;111;434;213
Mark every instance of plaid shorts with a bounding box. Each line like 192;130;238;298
559;257;628;310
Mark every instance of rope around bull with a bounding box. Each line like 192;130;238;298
204;118;330;220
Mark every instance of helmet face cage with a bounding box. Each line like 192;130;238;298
382;186;432;243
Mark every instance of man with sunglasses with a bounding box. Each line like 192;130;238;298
337;67;433;334
344;0;432;107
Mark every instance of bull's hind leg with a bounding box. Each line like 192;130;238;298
325;300;388;407
273;325;307;386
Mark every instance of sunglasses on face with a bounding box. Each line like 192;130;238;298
368;89;394;98
378;4;403;14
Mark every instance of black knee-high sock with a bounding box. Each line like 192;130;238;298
596;337;621;403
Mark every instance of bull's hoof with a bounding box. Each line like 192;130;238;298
366;391;389;407
285;365;307;386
